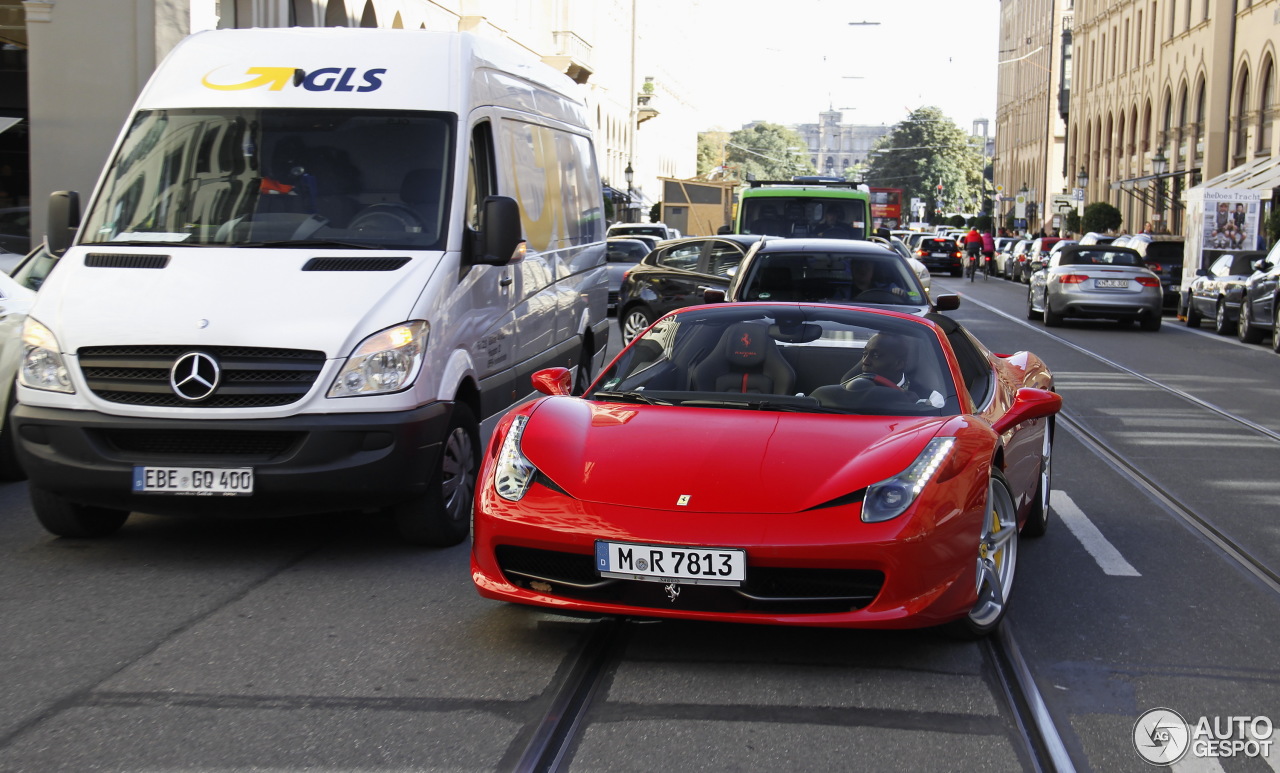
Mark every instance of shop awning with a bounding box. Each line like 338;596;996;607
1188;156;1280;195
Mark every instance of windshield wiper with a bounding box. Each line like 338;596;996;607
243;239;383;249
681;399;844;413
590;390;673;406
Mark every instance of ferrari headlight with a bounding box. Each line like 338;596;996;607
862;437;956;523
20;318;74;394
328;321;428;397
494;415;537;501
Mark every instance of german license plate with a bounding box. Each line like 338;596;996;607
1095;278;1128;288
596;540;745;586
931;252;947;257
132;466;254;496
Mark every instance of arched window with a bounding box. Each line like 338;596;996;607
290;0;313;26
1258;57;1275;155
324;0;347;26
1234;66;1251;164
1194;75;1206;163
1176;80;1189;166
359;0;377;27
1161;88;1173;161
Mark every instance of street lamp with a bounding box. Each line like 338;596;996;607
624;162;635;223
1151;150;1168;232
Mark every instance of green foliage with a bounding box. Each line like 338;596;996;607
863;106;985;221
1063;210;1081;235
649;203;661;223
1267;206;1280;248
697;131;731;178
971;215;993;232
1004;211;1016;231
724;122;816;181
1081;201;1123;234
947;214;966;228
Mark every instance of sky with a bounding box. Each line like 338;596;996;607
646;0;1000;132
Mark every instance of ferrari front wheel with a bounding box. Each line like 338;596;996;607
948;471;1018;639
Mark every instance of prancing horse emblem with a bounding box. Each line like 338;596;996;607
664;583;681;603
677;494;691;506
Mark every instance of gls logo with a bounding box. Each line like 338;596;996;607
201;66;386;93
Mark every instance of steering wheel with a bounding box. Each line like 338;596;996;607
348;203;426;233
851;288;904;304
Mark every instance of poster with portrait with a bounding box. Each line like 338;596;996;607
1200;194;1259;252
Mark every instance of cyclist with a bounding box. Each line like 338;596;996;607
963;227;983;280
981;230;996;276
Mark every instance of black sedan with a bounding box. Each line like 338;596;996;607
1183;250;1263;335
1232;245;1280;349
617;234;764;343
913;236;963;277
605;238;654;312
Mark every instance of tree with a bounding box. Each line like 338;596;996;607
1081;201;1123;234
724;122;815;181
1267;206;1280;249
696;131;731;178
863;106;985;222
1063;210;1081;235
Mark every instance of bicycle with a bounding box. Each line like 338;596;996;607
965;246;983;281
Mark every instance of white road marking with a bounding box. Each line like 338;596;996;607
1050;490;1141;576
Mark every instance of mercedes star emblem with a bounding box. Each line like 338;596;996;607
169;351;221;402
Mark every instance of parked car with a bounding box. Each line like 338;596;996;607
0;240;62;481
1026;244;1164;330
1018;237;1062;283
1125;234;1185;310
616;234;764;343
913;236;963;277
1231;244;1280;350
607;222;680;241
472;302;1061;635
0;207;30;256
996;238;1031;280
1077;231;1119;246
1183;250;1262;335
605;237;653;312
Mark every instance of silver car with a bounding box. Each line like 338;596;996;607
1026;244;1164;331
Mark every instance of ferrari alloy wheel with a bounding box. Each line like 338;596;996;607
390;403;478;547
1021;419;1053;538
1238;302;1264;344
950;472;1019;638
621;306;653;344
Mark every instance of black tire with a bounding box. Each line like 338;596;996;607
951;267;963;278
620;306;654;344
1021;418;1053;538
30;486;129;538
1273;302;1280;354
1139;314;1162;332
572;336;594;395
1184;297;1202;327
0;393;26;481
1237;302;1264;343
1043;302;1062;327
942;470;1019;639
1213;300;1234;335
389;403;478;547
1025;289;1042;320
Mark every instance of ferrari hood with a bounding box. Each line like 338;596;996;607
518;397;953;514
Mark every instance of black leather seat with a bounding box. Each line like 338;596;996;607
690;322;796;394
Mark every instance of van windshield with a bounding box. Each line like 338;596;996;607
740;196;867;240
81;108;454;250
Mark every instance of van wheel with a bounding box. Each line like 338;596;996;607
572;338;594;395
30;486;129;538
390;403;477;547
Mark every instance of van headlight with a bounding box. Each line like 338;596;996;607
20;318;75;394
328;321;429;397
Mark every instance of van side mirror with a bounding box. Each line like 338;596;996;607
47;190;80;256
471;195;524;266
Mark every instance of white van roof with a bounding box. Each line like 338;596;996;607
137;28;587;120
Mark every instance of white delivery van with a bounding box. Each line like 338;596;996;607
14;28;610;546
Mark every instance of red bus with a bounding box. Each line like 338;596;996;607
870;187;903;230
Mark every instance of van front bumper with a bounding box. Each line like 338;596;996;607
12;402;453;517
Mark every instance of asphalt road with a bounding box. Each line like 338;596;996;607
0;276;1276;772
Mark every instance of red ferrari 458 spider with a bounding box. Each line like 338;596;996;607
471;303;1061;637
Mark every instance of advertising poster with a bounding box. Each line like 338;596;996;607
1201;195;1259;251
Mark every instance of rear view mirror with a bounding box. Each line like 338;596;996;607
531;367;572;396
990;388;1062;435
47;190;80;256
471;195;524;266
933;293;960;312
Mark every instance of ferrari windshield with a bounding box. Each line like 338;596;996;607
81;108;454;249
593;305;960;416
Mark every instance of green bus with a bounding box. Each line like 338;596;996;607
733;180;873;240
